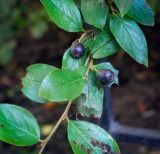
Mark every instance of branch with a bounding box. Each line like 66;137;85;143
39;45;93;154
39;100;72;154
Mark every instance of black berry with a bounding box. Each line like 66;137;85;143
97;69;114;85
70;42;85;58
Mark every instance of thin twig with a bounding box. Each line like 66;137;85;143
90;66;99;73
39;100;72;154
85;55;91;66
79;30;93;42
83;58;93;80
79;32;87;42
39;40;93;154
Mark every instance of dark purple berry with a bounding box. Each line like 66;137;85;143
97;69;114;85
70;42;85;58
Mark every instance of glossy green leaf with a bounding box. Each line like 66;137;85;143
110;15;148;66
76;66;87;78
127;0;155;26
41;0;83;32
22;63;58;103
62;49;87;71
39;69;85;102
0;104;40;146
90;29;120;59
114;0;133;17
81;0;108;29
68;120;120;154
77;71;104;118
95;62;119;87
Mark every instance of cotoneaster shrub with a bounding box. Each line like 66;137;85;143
0;0;155;154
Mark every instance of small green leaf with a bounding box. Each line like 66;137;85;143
114;0;133;17
22;63;58;103
127;0;155;26
110;15;148;66
41;0;83;32
68;120;120;154
0;104;40;146
90;29;120;59
95;62;119;87
76;66;87;78
39;69;85;102
81;0;108;29
62;49;87;71
77;71;104;118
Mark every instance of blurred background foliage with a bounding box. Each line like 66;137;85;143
148;0;160;13
0;0;49;65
